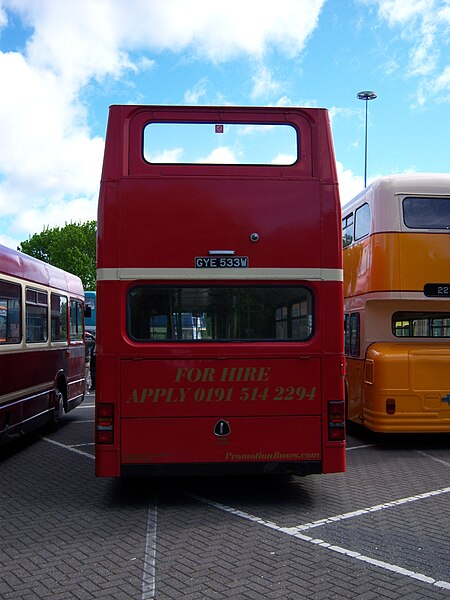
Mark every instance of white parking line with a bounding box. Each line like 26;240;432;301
42;434;450;594
42;436;94;459
348;444;450;470
142;500;158;600
416;450;450;467
282;485;450;532
346;443;376;451
41;435;158;599
68;442;95;448
185;489;450;591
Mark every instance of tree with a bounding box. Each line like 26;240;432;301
18;221;97;290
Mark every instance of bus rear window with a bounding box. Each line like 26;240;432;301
403;197;450;229
143;122;298;165
127;286;313;342
393;311;450;337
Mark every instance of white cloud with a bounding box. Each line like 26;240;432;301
135;56;156;73
0;5;7;28
336;161;364;206
0;50;103;228
408;19;437;77
184;78;209;104
271;153;296;165
5;0;133;86
434;65;450;92
148;148;184;163
439;5;450;23
6;0;325;76
0;232;20;249
0;0;325;244
373;0;438;76
15;196;98;237
196;147;239;164
237;124;276;136
122;0;326;62
251;64;282;99
276;96;294;107
375;0;431;25
367;0;450;102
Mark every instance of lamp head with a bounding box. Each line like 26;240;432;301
357;91;377;101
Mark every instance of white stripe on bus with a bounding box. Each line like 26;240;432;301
96;267;343;282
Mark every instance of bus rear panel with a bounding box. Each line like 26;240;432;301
96;105;345;477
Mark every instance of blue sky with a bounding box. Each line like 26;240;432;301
1;0;450;250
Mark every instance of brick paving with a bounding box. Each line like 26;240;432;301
0;397;449;599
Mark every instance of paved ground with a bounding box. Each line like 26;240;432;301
0;393;449;599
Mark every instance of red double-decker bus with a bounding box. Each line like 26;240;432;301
0;244;86;444
95;105;345;477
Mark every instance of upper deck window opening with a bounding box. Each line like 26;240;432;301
393;311;450;337
143;122;298;166
403;196;450;229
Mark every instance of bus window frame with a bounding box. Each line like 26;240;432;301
70;298;85;343
344;313;350;355
349;312;360;357
0;279;22;345
354;203;371;241
142;121;299;167
126;284;315;343
50;292;69;343
402;196;450;230
342;213;354;248
25;286;49;344
392;310;450;338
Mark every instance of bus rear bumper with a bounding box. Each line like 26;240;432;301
119;460;322;478
362;410;450;433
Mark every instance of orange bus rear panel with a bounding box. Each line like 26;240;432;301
362;342;450;433
343;173;450;433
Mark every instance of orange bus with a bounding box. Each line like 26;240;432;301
0;244;86;444
95;105;345;477
343;173;450;432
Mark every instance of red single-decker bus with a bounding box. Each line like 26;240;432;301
0;244;86;443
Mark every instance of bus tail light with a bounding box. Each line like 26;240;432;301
328;400;345;441
386;398;396;415
96;403;115;444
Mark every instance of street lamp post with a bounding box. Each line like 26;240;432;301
357;90;377;188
